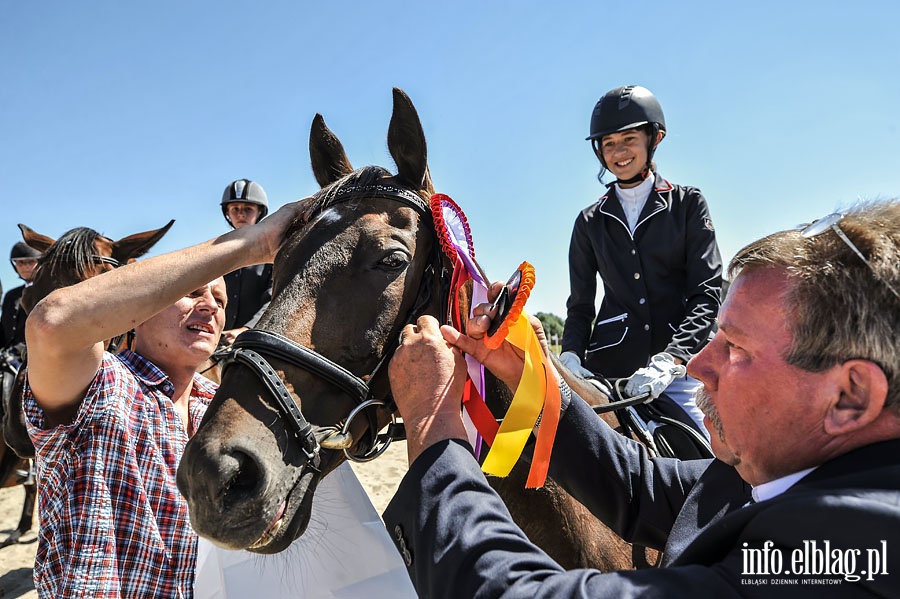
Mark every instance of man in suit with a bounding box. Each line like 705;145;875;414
383;199;900;597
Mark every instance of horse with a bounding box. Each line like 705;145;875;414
0;221;173;548
0;347;36;548
177;88;651;571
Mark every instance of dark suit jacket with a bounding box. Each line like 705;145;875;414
383;392;900;597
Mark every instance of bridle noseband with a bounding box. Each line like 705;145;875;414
219;183;444;465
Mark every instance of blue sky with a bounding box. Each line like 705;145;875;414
2;1;899;317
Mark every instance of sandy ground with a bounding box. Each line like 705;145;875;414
0;441;409;598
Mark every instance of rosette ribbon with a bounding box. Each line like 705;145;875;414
430;193;559;488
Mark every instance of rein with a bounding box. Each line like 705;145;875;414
218;183;444;464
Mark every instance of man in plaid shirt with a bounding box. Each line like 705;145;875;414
23;200;304;598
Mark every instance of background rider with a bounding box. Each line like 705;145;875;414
218;178;274;347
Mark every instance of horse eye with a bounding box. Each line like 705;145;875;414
378;251;409;270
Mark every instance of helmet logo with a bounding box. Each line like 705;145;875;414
618;86;634;110
233;180;246;200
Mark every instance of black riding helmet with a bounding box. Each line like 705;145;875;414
587;86;666;184
10;241;41;267
221;179;269;227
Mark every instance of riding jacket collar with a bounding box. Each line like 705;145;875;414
598;172;675;239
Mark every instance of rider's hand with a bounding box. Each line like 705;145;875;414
389;315;469;465
220;327;248;347
624;352;686;399
559;351;594;379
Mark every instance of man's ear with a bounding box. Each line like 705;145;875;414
824;359;889;435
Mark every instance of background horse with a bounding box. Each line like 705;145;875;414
178;88;647;570
0;221;172;547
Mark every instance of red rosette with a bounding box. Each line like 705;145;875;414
430;193;475;262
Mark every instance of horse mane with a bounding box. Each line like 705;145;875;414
39;227;103;280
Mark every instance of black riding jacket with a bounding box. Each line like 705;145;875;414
223;264;273;331
561;174;722;378
0;284;27;349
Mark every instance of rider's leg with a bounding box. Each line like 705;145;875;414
662;375;709;440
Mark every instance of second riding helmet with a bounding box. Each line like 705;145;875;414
221;179;269;226
10;241;42;261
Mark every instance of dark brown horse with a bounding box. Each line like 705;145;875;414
0;221;173;548
177;88;646;570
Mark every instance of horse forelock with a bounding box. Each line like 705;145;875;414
282;165;431;244
39;227;107;280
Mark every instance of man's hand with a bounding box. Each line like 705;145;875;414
389;316;469;465
230;198;308;266
440;281;559;394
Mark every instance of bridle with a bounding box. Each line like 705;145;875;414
219;183;446;467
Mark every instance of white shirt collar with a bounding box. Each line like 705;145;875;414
614;173;655;233
751;466;817;503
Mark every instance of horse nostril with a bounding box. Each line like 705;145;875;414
220;448;265;511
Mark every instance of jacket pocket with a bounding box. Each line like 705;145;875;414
586;312;628;353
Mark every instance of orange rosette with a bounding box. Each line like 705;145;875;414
484;261;534;350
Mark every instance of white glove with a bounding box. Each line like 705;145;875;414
624;352;686;399
559;351;595;379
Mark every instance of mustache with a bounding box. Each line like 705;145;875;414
694;386;713;414
694;385;724;441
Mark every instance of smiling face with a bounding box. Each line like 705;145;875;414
599;127;656;186
687;268;845;486
134;278;227;373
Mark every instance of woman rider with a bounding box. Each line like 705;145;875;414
559;85;722;436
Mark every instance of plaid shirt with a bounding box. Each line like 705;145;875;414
24;349;216;599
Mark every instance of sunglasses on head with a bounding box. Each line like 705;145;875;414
800;212;900;302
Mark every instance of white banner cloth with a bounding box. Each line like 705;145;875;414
194;462;416;598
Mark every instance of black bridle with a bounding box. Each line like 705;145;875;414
219;183;445;466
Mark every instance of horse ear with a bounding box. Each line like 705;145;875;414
19;223;56;254
388;88;430;192
310;113;354;188
18;224;56;253
111;219;175;264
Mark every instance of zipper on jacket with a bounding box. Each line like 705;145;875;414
595;312;628;326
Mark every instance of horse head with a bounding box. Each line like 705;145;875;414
2;220;174;460
178;88;448;553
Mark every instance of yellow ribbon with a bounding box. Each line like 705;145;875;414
480;313;547;477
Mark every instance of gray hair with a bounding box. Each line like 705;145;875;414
729;199;900;410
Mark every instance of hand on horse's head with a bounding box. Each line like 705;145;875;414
228;198;310;266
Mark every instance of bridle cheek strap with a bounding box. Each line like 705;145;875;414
220;342;322;467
